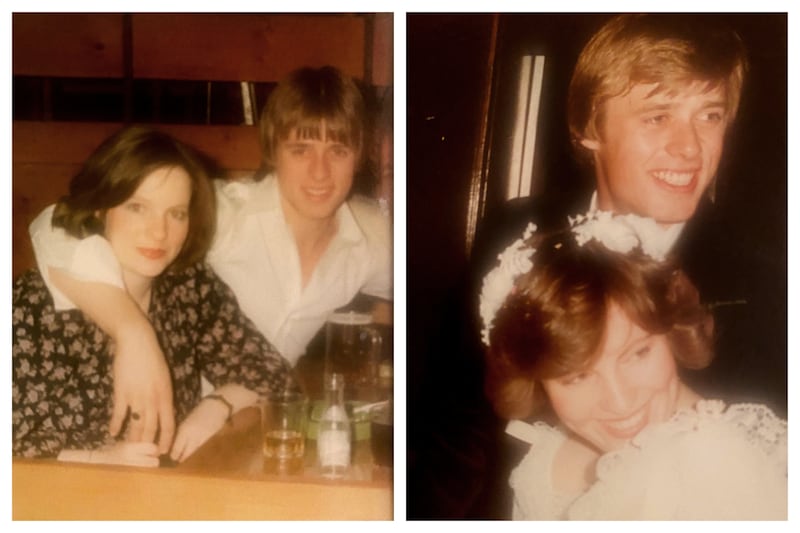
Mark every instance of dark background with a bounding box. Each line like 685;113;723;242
407;13;787;517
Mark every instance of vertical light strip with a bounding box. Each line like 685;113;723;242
507;54;546;200
464;14;499;257
519;55;545;198
507;55;532;200
241;81;254;125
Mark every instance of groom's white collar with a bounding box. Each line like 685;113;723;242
588;191;685;255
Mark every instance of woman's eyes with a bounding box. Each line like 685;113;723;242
560;372;590;386
124;202;187;221
633;344;652;358
170;209;189;221
622;342;653;365
560;344;653;385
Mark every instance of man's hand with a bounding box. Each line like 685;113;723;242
111;322;175;454
49;268;176;453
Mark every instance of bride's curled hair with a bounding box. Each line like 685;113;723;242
484;230;714;420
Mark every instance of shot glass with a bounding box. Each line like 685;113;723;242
262;391;308;475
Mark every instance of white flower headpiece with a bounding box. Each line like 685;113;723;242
478;210;671;346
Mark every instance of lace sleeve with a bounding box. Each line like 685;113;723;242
508;422;580;520
567;400;787;520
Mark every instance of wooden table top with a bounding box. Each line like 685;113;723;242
180;404;393;484
13;404;392;520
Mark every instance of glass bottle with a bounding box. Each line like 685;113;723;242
317;372;351;478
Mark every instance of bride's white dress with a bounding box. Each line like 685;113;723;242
507;400;787;520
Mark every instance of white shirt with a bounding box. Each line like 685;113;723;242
29;174;392;366
207;175;391;364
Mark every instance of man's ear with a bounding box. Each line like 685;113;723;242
579;137;601;152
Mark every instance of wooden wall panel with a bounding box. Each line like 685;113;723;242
12;13;388;85
12;13;124;77
13;121;122;164
372;13;393;87
13;121;261;171
157;124;261;171
132;14;366;82
12;163;78;279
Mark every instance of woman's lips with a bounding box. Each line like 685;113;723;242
138;247;167;260
602;409;648;439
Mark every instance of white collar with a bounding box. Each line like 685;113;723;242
254;174;365;247
588;191;684;255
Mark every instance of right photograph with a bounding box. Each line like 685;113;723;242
407;13;787;520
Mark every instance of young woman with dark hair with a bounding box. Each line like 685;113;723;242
13;126;293;466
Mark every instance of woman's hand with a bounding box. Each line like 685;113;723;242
169;396;230;462
57;441;160;468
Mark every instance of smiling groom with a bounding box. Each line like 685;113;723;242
475;13;784;414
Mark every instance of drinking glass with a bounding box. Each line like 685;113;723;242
324;311;384;402
261;391;308;475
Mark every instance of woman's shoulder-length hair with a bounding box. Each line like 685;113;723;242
51;125;217;272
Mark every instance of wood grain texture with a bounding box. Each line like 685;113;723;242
132;14;366;82
12;459;392;520
372;13;393;86
12;121;260;169
12;13;125;78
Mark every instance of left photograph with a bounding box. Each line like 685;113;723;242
12;12;393;520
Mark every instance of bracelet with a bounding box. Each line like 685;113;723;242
205;394;234;423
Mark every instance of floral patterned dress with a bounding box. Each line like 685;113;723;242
12;262;293;458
